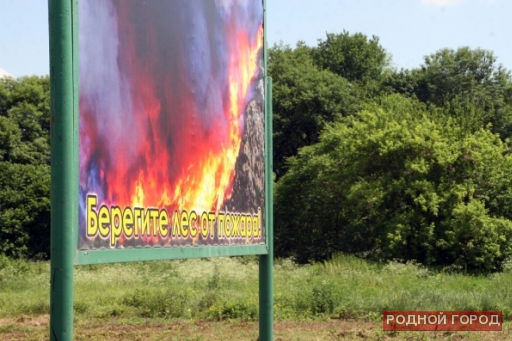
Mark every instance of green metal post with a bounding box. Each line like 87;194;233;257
48;0;76;340
259;1;273;338
259;76;273;341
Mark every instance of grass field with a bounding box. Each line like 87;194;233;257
1;254;511;340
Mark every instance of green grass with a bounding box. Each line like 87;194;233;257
1;253;512;321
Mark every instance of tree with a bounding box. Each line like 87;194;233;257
275;95;512;272
313;31;390;85
0;76;50;165
0;76;51;259
0;162;50;258
269;42;359;178
386;47;512;140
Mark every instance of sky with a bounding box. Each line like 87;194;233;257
0;0;511;78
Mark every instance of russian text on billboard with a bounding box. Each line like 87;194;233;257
78;0;265;250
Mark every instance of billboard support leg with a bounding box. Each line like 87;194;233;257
49;0;76;340
259;77;273;341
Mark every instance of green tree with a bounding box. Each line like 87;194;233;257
313;31;390;85
0;162;50;258
0;76;51;259
269;42;358;178
275;95;512;272
387;47;512;139
0;76;50;165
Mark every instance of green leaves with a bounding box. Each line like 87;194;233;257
269;42;356;178
0;162;50;259
0;76;50;259
313;31;390;84
0;76;50;165
275;94;512;272
440;200;512;272
269;32;394;179
387;47;512;140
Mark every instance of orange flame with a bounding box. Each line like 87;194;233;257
79;2;265;249
129;24;264;218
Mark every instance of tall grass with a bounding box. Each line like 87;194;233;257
1;253;512;321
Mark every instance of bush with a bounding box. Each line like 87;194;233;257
275;95;512;272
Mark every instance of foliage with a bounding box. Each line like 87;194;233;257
269;32;391;178
2;36;512;276
0;76;50;165
275;95;512;272
269;42;358;178
0;76;51;259
386;47;512;139
313;31;390;85
0;162;50;258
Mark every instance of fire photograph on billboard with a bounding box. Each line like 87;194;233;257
78;0;266;251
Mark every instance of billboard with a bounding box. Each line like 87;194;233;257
78;0;266;253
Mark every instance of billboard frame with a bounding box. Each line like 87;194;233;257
75;244;268;264
48;0;273;340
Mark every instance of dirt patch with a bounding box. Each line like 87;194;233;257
0;317;509;340
0;314;49;327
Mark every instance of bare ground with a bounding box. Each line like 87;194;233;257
0;316;510;341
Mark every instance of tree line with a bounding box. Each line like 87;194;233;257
0;75;50;259
2;31;512;272
272;31;512;272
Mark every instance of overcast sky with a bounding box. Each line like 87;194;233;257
1;0;511;78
